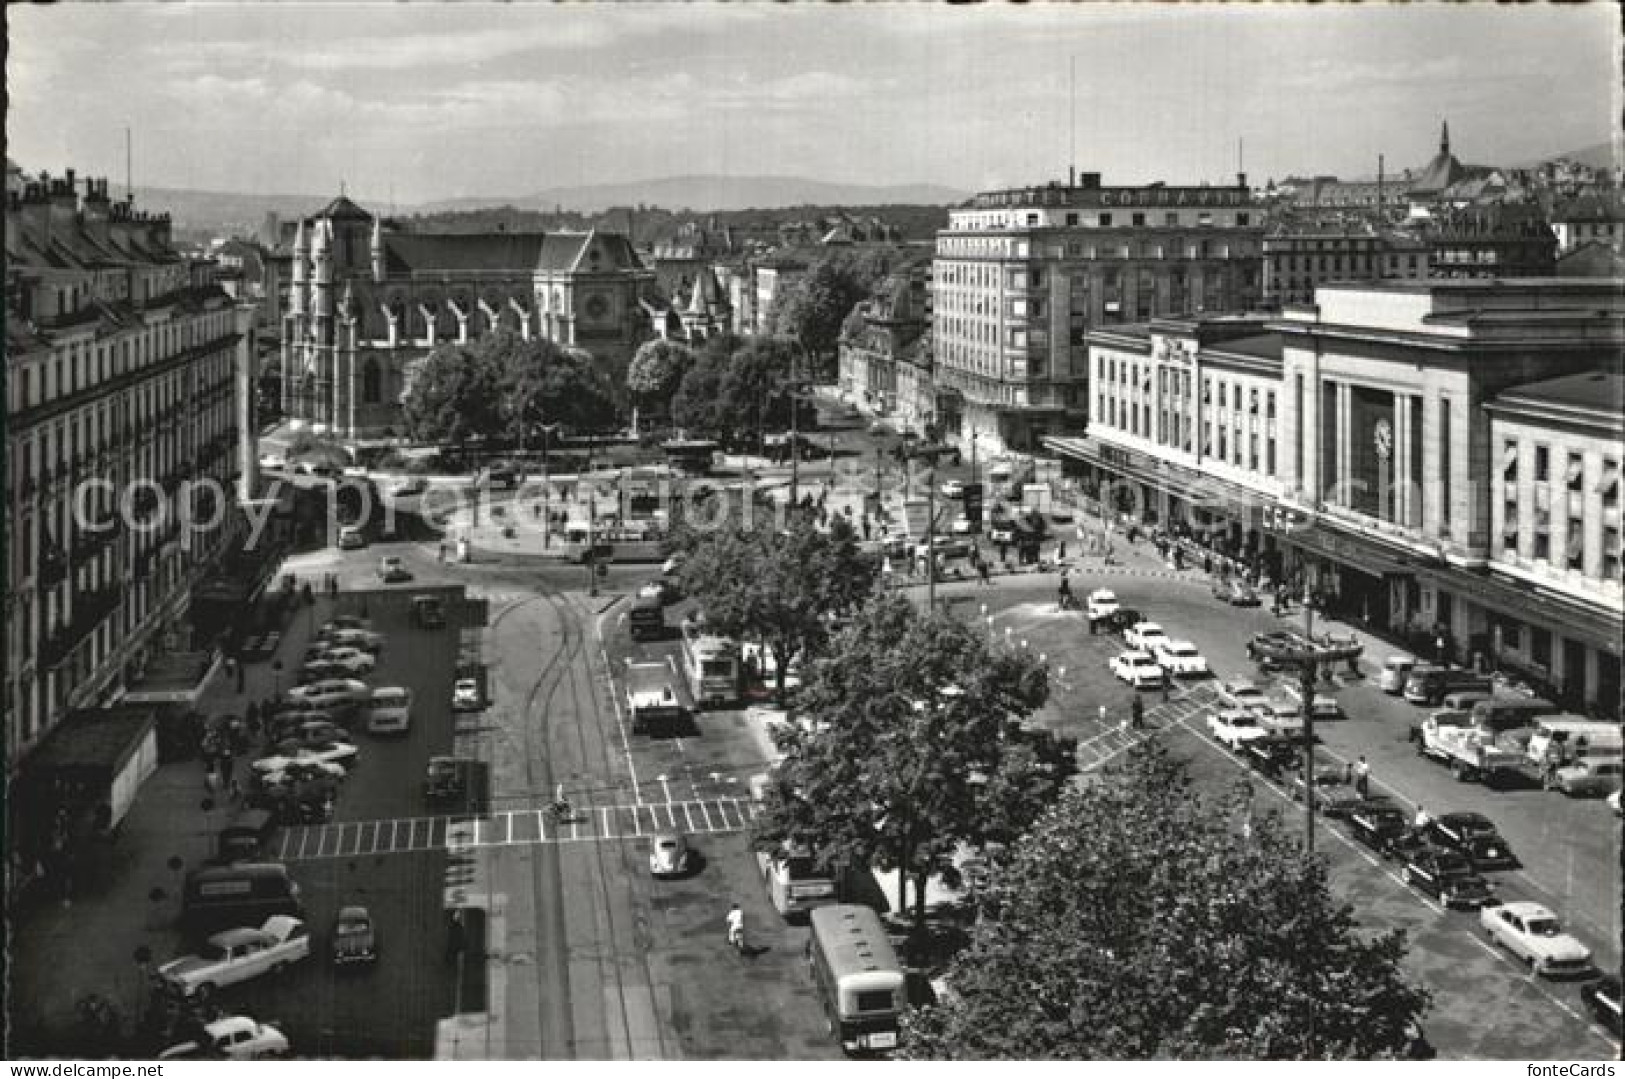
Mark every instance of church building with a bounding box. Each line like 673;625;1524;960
280;195;652;438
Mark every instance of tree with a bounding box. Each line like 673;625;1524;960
755;594;1074;943
670;346;729;437
674;512;876;700
902;745;1430;1060
399;342;505;453
769;256;869;369
626;340;695;433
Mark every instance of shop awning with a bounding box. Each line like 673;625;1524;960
1411;562;1622;656
1278;523;1414;581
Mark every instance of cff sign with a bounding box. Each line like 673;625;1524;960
1263;505;1311;534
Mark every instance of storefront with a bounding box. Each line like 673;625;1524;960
1271;520;1414;633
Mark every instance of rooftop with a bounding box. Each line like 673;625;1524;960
1490;371;1625;422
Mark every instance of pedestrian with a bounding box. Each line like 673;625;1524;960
978;559;991;587
1131;695;1145;730
438;542;447;563
1098;704;1108;726
1118;712;1130;738
1412;804;1431;831
446;909;467;960
1160;670;1172;703
1352;756;1371;798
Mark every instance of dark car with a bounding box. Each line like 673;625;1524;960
1288;768;1378;819
1105;608;1144;635
1347;803;1410;856
424;756;476;807
1581;974;1622;1036
1241;735;1302;779
332;905;377;966
1400;846;1497;909
1247;631;1313;671
1427;812;1519;871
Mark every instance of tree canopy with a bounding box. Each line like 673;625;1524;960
769;248;922;371
625;339;695;423
902;745;1430;1060
754;594;1074;936
672;511;876;699
669;334;805;443
400;331;618;448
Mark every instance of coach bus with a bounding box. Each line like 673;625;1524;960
805;904;905;1055
663;439;719;476
682;632;740;709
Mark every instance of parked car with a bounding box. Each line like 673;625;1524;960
1400;847;1497;910
160;1016;290;1060
1213;578;1260;606
424;756;477;806
1550;759;1624;798
1581;974;1623;1035
324;628;385;654
452;678;482;711
1222;679;1270;713
1287;768;1371;818
158;916;311;999
254;744;358;780
1123;621;1169;652
316;647;375;676
1480;902;1595;977
1109;651;1165;689
1347;803;1411;856
1379;654;1419;695
1207;708;1269;751
1426;812;1519;871
332;905;378;966
1153;639;1208;677
1086;589;1120;622
367;686;413;736
1252;701;1306;740
988;521;1015;544
1103;607;1145;635
322;616;373;635
1247;631;1314;670
285;680;368;717
377;556;412;583
1240;735;1302;779
949;515;975;536
1282;683;1343;720
1608;789;1622;816
648;833;692;878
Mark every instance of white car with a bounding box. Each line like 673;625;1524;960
1123;621;1169;652
452;678;482;711
286;679;369;712
1222;679;1270;712
1282;682;1343;719
317;648;375;676
1207;708;1270;751
257;452;288;472
1480;902;1595;977
324;628;384;653
160;1016;290;1060
1109;651;1165;689
158;917;311;1000
321;616;373;635
988;521;1015;544
367;686;413;735
1608;789;1622;816
254;743;358;778
1086;589;1120;621
950;515;974;535
940;479;966;499
1153;639;1208;676
1252;701;1305;739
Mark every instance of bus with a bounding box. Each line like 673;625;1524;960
683;632;740;708
805;904;906;1055
758;840;837;918
663;439;719;476
627;593;665;642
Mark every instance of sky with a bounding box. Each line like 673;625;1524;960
8;2;1619;205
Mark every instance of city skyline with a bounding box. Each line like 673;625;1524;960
8;2;1618;206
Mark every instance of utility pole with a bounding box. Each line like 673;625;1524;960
1299;653;1318;855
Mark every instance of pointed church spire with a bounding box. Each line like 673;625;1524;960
1440;119;1450;156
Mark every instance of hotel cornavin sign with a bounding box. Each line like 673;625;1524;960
970;186;1251;210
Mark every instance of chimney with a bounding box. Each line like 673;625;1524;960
83;178;111;245
1080;172;1101;189
49;168;79;240
1070;166;1076;187
1237;171;1247;190
19;178;51;246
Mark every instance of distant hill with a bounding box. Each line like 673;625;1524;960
420;175;968;214
133;185;356;233
1514;141;1619;170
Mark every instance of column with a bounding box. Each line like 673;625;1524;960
235;305;259;504
1393;393;1409;525
1336;382;1353;507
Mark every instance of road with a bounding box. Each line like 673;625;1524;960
923;568;1621;1059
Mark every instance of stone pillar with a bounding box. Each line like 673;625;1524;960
235;304;259;504
1334;381;1351;507
418;303;437;348
1393;393;1409;525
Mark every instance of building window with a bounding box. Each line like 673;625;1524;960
1535;445;1549;482
1567;518;1585;571
1131;212;1146;227
1098;213;1113;227
1065;213;1078;226
1605;525;1621;582
1502;499;1519;555
1531;626;1552;667
1502;439;1518;482
1533;507;1551;561
1599;459;1620;507
1439;399;1452;533
1497;616;1523;651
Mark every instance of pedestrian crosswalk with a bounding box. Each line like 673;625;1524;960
1074;683;1222;772
275;795;759;862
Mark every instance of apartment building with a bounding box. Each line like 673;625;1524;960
5;170;253;764
934;172;1264;455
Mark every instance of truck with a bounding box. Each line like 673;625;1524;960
1512;715;1624;788
627;592;665;642
625;659;684;735
1419;710;1531;787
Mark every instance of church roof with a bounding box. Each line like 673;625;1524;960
317;195;374;222
379;230;644;275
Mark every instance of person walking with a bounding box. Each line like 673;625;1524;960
725;903;746;952
1131;694;1146;730
1160;669;1172;703
1352;755;1371;799
977;557;991;587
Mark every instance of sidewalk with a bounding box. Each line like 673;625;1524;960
9;590;342;1056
